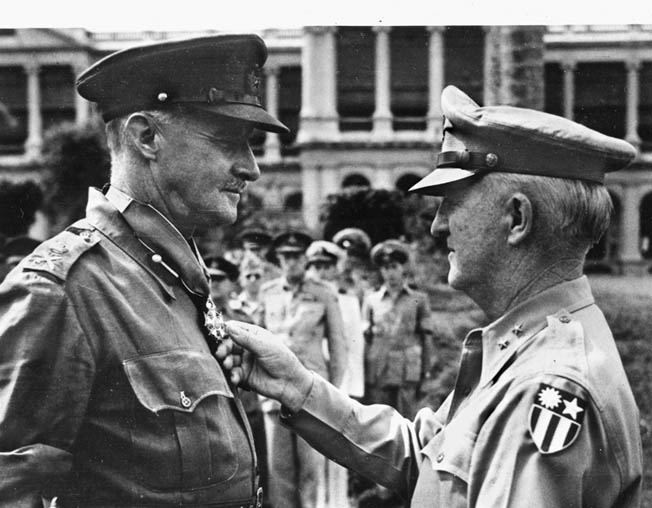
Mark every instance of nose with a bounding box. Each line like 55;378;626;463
232;143;260;182
430;202;449;237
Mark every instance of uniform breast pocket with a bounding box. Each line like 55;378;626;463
421;427;476;484
123;349;245;491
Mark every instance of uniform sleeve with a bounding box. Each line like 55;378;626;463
0;272;96;507
467;375;627;508
323;290;348;387
281;373;431;500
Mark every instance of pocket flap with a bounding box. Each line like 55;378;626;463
123;349;233;413
421;429;475;483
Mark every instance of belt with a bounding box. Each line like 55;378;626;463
60;486;263;508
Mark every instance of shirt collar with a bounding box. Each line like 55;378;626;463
379;284;412;299
87;186;210;299
479;276;595;387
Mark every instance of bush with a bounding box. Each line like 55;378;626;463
41;120;111;232
0;179;43;238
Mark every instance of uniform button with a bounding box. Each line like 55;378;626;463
436;452;445;462
559;315;571;323
179;391;192;408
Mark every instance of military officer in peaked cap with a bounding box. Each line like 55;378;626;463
0;34;287;507
218;85;643;508
258;231;347;508
237;227;280;284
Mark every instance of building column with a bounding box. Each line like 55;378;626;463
302;164;321;231
372;26;392;140
426;26;445;142
73;62;90;125
620;185;643;271
24;62;42;160
298;26;338;143
264;66;282;162
562;60;576;120
625;59;641;149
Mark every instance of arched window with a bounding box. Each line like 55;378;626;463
284;191;303;211
395;173;422;194
342;173;370;189
640;192;652;259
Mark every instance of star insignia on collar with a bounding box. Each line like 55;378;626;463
512;323;523;336
498;338;510;350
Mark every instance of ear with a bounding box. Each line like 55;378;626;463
123;113;159;161
505;192;533;246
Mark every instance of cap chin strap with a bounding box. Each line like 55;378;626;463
437;150;499;173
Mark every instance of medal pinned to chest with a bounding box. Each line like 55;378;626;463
204;297;228;348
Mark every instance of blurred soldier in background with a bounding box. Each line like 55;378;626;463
258;231;347;508
332;227;377;304
238;228;280;283
363;239;435;419
306;240;365;508
237;253;266;323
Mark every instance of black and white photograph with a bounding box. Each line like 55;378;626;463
0;1;650;507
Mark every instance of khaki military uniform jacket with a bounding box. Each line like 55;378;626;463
282;277;642;507
0;188;260;508
259;277;347;387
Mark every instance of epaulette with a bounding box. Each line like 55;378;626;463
21;225;101;281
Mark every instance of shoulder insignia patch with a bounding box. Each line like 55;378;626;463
529;383;586;454
22;227;100;281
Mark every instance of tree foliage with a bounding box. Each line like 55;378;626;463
41;119;111;232
320;188;406;245
0;179;43;238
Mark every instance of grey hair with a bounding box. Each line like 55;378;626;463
485;172;613;252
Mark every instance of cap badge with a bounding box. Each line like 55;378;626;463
485;153;499;167
246;66;262;96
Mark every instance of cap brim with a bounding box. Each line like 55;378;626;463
276;247;306;253
195;102;289;134
408;168;477;196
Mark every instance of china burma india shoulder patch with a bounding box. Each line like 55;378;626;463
528;383;586;454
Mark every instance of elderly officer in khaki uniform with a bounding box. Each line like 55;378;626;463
258;231;347;508
220;85;643;508
0;35;287;508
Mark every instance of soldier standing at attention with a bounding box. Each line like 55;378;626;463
363;239;435;419
258;231;347;508
219;85;643;508
0;34;287;508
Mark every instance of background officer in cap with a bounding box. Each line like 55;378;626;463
332;227;378;303
305;239;364;508
218;85;643;507
258;231;347;508
0;34;287;507
363;239;435;420
237;228;280;284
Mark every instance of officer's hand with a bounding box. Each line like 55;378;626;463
223;321;314;413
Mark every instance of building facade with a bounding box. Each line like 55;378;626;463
1;26;652;274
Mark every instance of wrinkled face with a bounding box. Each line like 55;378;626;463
277;251;307;280
379;261;406;288
152;110;259;233
430;178;505;293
